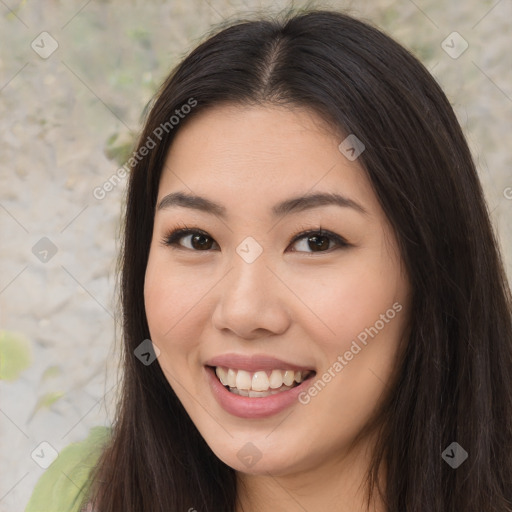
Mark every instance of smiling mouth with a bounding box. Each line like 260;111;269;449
210;366;316;397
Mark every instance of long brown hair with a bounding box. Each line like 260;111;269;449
85;8;512;511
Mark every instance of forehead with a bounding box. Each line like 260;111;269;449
157;104;376;216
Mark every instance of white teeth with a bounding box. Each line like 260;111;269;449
235;370;252;390
283;370;295;386
214;366;313;395
227;368;237;387
269;369;283;389
252;371;270;391
232;385;295;397
215;367;228;385
248;389;267;397
233;388;250;397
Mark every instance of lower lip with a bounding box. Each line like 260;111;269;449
205;366;314;419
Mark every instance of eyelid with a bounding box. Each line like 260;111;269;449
159;225;219;251
288;226;349;253
160;224;350;253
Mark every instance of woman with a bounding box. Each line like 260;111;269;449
28;7;512;512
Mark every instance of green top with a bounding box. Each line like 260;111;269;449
26;426;111;512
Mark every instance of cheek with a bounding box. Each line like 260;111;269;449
144;253;212;395
295;254;408;423
143;252;209;345
289;257;405;353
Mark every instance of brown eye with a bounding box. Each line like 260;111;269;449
289;229;348;253
162;227;348;254
162;229;219;251
188;233;214;250
307;234;330;251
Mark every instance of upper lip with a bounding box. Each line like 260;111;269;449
205;353;316;373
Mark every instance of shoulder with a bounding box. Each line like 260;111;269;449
25;426;111;512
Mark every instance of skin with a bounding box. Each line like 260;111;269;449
144;104;411;511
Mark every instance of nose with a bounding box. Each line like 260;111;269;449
211;253;291;340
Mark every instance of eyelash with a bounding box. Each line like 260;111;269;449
160;224;350;254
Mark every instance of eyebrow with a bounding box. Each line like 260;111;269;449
156;191;368;218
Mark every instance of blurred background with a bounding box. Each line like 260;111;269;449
0;0;510;510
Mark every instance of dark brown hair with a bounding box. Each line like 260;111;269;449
85;8;512;511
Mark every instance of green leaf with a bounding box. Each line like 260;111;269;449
41;365;62;380
27;391;66;422
0;330;32;381
5;0;27;21
38;391;65;408
103;130;136;166
26;426;112;512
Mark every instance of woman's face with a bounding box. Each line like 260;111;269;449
144;104;410;476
